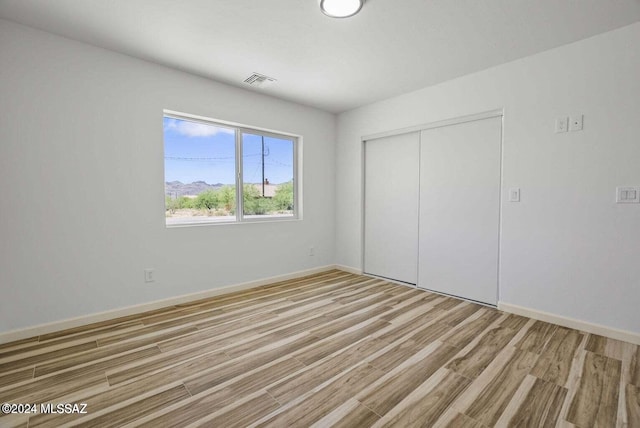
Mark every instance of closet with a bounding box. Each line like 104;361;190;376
363;113;502;305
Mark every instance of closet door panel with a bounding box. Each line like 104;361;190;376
364;132;419;284
418;117;501;304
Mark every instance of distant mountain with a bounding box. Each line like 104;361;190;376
165;181;225;197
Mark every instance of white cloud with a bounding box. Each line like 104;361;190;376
164;118;234;137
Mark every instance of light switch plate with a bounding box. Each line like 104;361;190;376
508;188;520;202
555;117;568;133
616;187;640;203
569;114;584;132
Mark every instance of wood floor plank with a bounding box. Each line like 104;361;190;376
96;314;211;346
157;278;308;314
323;292;415;327
433;302;484;328
499;313;529;331
398;321;449;349
515;320;557;354
296;319;390;366
138;357;305;427
0;414;29;428
0;341;98;374
566;351;622;427
207;272;354;306
441;303;484;327
188;300;290;330
183;354;304;400
192;391;281;428
304;300;393;338
334;286;392;304
157;318;259;353
0;367;108;404
434;298;461;311
285;276;373;303
37;322;147;349
377;370;471;427
140;307;224;327
447;327;519;379
174;272;357;320
507;377;567;427
368;339;422;373
175;270;345;311
373;307;445;345
35;345;162;378
0;324;141;360
627;383;640;428
182;335;320;396
530;328;584;386
274;279;379;310
0;336;38;352
631;345;640;387
0;367;33;388
33;326;197;376
252;302;338;334
27;354;227;427
321;401;380;428
224;316;334;359
36;307;176;342
491;373;537;427
73;384;190;428
106;346;227;386
463;349;539;426
267;338;386;404
443;412;485;428
257;363;386;427
555;345;587;428
360;342;460;417
441;310;502;350
585;333;608;355
380;293;440;322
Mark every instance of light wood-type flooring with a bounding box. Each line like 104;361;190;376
0;270;638;427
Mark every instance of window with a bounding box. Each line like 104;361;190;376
163;112;298;226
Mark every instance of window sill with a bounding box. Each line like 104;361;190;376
165;215;300;228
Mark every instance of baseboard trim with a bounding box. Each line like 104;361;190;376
334;264;363;275
0;265;337;345
498;302;640;346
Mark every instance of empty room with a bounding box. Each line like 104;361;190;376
1;1;639;427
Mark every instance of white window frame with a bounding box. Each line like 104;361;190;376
164;110;301;226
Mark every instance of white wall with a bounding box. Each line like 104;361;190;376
0;20;336;334
336;23;640;334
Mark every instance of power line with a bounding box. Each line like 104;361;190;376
164;156;234;161
165;152;263;161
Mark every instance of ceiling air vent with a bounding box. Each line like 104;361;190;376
243;73;276;88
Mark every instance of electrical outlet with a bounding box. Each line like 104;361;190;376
508;188;520;202
555;117;568;133
309;247;315;256
144;268;155;283
569;114;584;132
616;187;640;203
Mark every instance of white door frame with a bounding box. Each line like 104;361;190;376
360;109;505;305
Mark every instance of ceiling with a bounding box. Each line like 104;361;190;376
1;0;639;113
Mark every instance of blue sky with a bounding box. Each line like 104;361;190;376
164;117;294;185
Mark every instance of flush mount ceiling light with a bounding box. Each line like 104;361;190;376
319;0;364;18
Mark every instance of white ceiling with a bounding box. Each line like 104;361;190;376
1;0;639;113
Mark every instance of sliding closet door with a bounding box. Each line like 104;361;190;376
419;117;502;305
364;132;419;284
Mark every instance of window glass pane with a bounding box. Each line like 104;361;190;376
242;133;294;218
164;117;236;225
